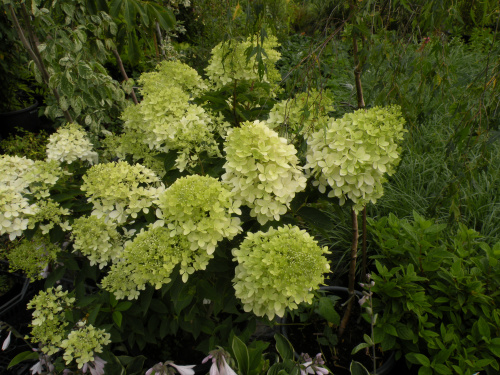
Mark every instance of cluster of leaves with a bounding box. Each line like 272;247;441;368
368;212;500;375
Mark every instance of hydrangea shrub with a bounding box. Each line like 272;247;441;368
305;106;407;212
232;225;330;319
222;120;307;224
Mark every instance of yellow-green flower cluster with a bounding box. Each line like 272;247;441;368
81;161;165;224
27;286;75;355
71;216;124;268
60;321;111;368
23;160;69;199
46;123;98;165
7;233;59;280
266;90;333;139
232;225;330;319
0;185;36;240
222;120;307;224
206;36;281;90
305;106;407;212
155;175;242;256
101;226;192;299
121;62;227;171
27;199;71;234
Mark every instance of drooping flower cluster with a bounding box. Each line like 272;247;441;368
6;233;59;280
27;286;76;355
155;175;242;255
60;321;111;368
222;121;307;224
305;106;407;212
101;226;192;299
71;215;124;268
232;225;330;319
45;123;98;165
80;161;165;224
266;90;334;139
120;61;227;171
206;36;281;90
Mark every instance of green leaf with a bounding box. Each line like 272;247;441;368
274;333;294;361
418;367;433;375
123;0;136;31
8;351;39;368
318;297;340;325
406;353;431;367
44;266;66;289
113;311;123;327
350;361;370;375
127;31;140;65
297;206;332;230
432;364;452;375
232;336;250;375
115;301;133;312
351;342;371;355
477;316;490;339
87;304;102;325
150;299;168;314
151;4;175;30
109;0;122;17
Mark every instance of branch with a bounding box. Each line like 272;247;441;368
112;49;139;105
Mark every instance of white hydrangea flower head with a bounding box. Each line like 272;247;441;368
266;89;334;139
0;185;36;239
206;36;281;90
305;106;407;213
232;225;330;319
46;123;98;165
80;161;165;224
222;120;307;224
71;215;124;268
101;226;194;299
155;175;242;256
0;155;35;190
60;321;111;369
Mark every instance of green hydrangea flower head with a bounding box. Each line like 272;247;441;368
27;285;75;355
206;35;281;90
60;321;111;368
155;175;242;255
27;198;72;234
305;106;407;212
233;225;330;319
71;215;124;268
101;226;195;299
140;60;208;97
121;63;228;172
266;89;334;139
7;233;59;280
0;185;36;240
222;120;307;224
46;123;98;165
81;161;165;224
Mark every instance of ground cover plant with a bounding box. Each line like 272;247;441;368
0;0;499;375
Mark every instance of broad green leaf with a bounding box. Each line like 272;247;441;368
406;352;431;367
8;351;39;368
318;297;340;325
112;311;123;327
350;361;370;375
232;336;250;375
274;333;294;361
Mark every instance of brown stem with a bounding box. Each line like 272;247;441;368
339;209;358;337
112;49;139;105
352;34;365;109
361;206;368;283
9;4;73;123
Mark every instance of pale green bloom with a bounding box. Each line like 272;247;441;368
222;120;307;224
155;175;242;255
60;321;111;368
27;286;76;355
7;233;59;280
81;161;165;224
206;36;281;91
46;123;98;165
71;215;124;268
305;106;406;212
101;226;192;299
232;225;330;319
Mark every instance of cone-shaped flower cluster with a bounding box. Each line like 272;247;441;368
222;120;307;224
45;123;98;165
232;225;330;319
305;106;406;212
